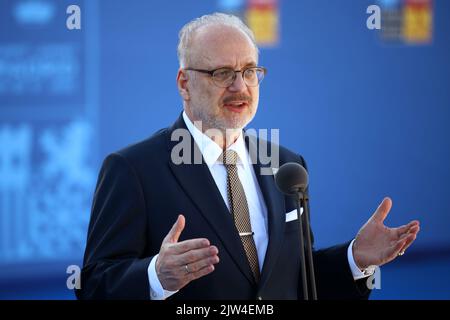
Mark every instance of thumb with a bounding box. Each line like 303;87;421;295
163;214;185;244
371;197;392;223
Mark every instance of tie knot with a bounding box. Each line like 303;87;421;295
221;149;239;166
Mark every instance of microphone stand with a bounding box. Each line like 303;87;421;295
295;190;317;300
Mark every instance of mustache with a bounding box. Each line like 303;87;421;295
222;94;252;105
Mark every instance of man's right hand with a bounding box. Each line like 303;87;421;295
156;215;219;291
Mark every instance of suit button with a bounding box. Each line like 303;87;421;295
258;296;263;300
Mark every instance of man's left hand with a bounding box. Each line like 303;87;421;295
352;197;420;270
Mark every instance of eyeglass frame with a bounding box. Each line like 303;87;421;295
183;66;267;88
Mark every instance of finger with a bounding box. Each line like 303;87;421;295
397;224;420;241
177;245;218;265
392;232;416;254
399;227;420;253
387;237;408;260
408;224;420;235
395;220;420;237
170;238;211;255
399;234;417;253
371;197;392;223
186;255;220;273
189;264;216;281
163;215;185;244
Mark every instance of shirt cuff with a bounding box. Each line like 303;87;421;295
347;239;376;280
148;254;179;300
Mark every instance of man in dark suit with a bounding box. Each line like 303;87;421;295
76;13;420;300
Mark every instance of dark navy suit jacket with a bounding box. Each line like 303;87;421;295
76;114;370;300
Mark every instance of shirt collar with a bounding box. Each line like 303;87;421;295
182;111;248;166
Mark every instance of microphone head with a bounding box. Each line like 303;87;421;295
275;162;309;195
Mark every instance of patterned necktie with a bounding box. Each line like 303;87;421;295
222;150;260;282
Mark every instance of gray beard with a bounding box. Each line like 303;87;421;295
193;109;253;133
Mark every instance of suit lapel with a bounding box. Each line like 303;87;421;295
166;115;255;285
246;135;286;290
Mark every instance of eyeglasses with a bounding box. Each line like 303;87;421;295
184;66;267;88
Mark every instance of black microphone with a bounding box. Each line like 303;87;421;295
274;162;308;195
275;162;317;300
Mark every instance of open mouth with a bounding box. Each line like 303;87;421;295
223;101;248;112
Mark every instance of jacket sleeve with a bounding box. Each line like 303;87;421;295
76;153;152;300
313;242;371;299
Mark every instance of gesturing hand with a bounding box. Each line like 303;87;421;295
156;215;220;291
353;197;420;270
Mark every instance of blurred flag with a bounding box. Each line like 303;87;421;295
218;0;280;47
378;0;433;45
403;0;433;43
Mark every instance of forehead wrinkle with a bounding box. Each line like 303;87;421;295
193;50;257;69
190;50;256;69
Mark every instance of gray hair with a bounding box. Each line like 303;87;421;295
177;12;259;68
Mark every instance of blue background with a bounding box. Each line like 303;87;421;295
1;0;449;299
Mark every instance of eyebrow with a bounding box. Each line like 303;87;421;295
213;62;258;70
244;62;257;67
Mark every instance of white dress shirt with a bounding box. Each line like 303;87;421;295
148;111;372;300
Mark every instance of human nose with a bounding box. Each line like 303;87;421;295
227;71;247;92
